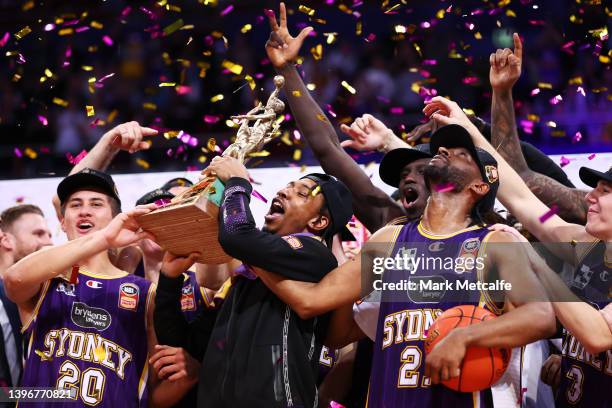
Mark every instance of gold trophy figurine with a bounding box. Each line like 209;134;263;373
135;76;285;264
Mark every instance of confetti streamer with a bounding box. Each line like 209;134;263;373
434;183;454;193
539;205;559;223
251;190;268;203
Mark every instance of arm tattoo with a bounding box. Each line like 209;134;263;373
492;90;587;224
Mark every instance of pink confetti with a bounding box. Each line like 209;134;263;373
559;156;573;168
293;130;301;141
16;53;25;64
44;24;55;31
470;8;484;15
66;149;88;165
0;32;9;47
97;73;115;83
204;115;220;124
63;19;80;26
462;76;479;85
530;88;540;96
330;402;347;408
220;5;234;16
326;104;337;118
102;35;113;46
140;6;157;20
251;190;268;203
37;115;48;126
549;95;563;105
176;85;191;95
423;59;437;65
14;196;25;203
434;182;455;193
390;107;404;115
572;132;582;143
539;205;559;223
75;26;90;33
120;6;132;18
154;198;172;208
14;148;22;158
577;87;585;97
420;21;431;29
40;147;50;153
89;118;101;128
376;95;390;104
365;33;376;42
588;153;596;160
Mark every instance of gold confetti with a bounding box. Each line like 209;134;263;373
356;21;362;36
107;109;118;123
86;106;95;117
159;82;177;87
551;130;566;137
225;119;238;128
12;74;21;82
394;25;407;34
292;90;302;97
280;131;293;146
599;55;610;64
589;27;608;41
221;60;243;75
210;94;224;102
90;21;103;29
324;32;337;45
568;77;583;85
136;159;150;169
293;149;302;161
506;9;516;17
24;148;37;159
241;24;252;34
14;26;32;40
22;1;34;11
537;82;553;89
341;81;356;94
462;108;475;116
163;131;180;139
527;114;540;122
311;185;321;196
245;74;256;90
310;44;323;60
316;114;328;122
82;66;93;71
248;151;270;157
163;19;184;36
58;28;73;36
198;155;207;163
474;32;482;40
53;97;69;107
436;9;446;19
207;138;217;151
298;5;315;16
498;0;511;7
143;102;157;110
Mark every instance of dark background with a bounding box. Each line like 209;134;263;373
0;0;609;179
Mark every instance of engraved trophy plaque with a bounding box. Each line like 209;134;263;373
136;76;285;264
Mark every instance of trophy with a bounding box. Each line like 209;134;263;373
136;76;285;264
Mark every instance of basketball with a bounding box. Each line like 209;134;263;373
424;305;512;392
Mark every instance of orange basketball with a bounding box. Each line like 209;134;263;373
424;305;511;392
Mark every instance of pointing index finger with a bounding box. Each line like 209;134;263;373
513;33;522;60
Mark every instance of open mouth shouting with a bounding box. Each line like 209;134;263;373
76;219;95;234
264;197;285;223
402;186;420;209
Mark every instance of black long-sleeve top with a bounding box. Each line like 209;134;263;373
156;177;337;408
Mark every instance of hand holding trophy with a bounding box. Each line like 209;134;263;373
136;77;285;264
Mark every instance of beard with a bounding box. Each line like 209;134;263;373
423;164;472;192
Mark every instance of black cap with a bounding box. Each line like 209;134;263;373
301;173;356;241
429;124;499;214
161;177;193;191
379;144;432;187
57;168;122;208
579;166;612;188
136;188;175;206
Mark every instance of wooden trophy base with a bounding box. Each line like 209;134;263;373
136;178;231;265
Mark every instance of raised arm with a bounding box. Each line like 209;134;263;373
265;3;403;232
51;122;158;218
490;33;588;224
4;205;155;305
423;96;587;260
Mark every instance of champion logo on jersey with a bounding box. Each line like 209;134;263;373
428;241;445;252
86;280;103;289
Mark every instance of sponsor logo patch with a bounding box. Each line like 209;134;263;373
428;241;445;252
57;282;76;297
86;280;102;289
181;285;196;311
282;235;303;250
71;302;111;331
118;283;139;311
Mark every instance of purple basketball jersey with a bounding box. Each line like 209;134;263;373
318;346;339;383
20;269;153;407
557;241;611;408
180;271;212;322
367;221;500;408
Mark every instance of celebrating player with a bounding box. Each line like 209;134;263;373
424;91;611;407
4;169;196;407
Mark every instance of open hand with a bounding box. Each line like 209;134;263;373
101;204;156;248
265;2;313;68
161;251;200;279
